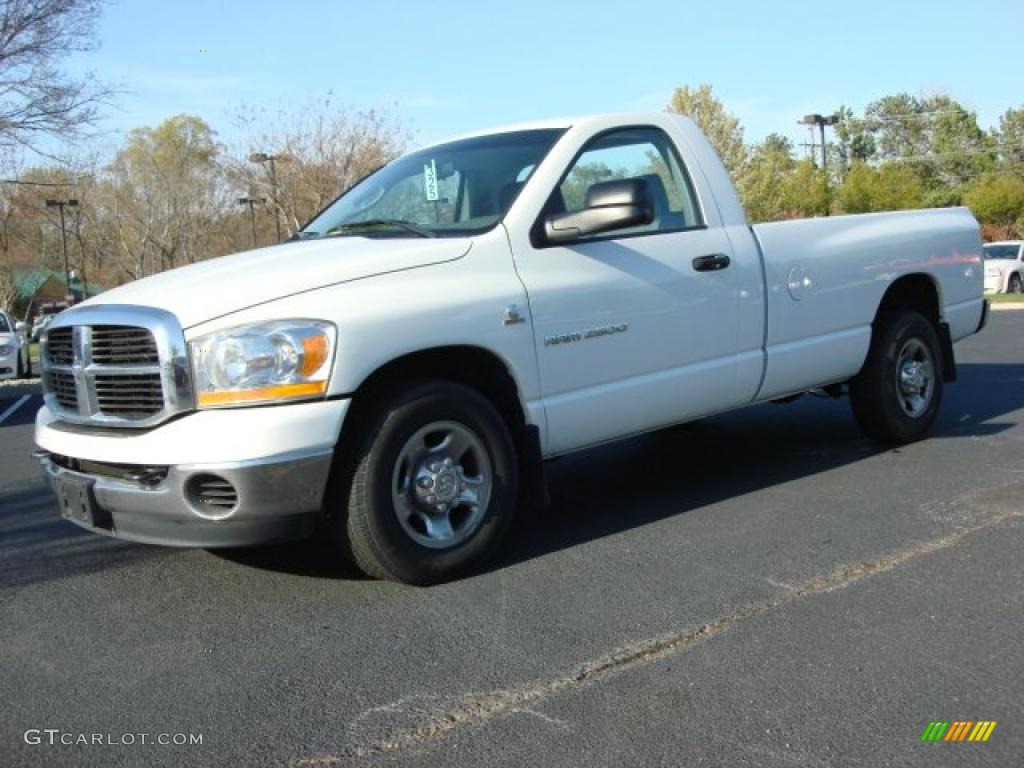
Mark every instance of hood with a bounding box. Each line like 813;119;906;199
0;332;15;348
985;259;1018;269
79;236;472;328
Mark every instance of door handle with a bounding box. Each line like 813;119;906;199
692;253;731;272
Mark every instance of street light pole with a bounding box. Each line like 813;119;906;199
798;114;839;217
238;196;266;248
45;198;79;302
249;152;284;242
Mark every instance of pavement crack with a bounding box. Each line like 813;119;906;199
292;506;1022;766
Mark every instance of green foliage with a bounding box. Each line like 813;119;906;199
737;134;797;221
964;173;1024;238
838;163;925;213
780;159;831;218
996;107;1024;167
667;84;746;176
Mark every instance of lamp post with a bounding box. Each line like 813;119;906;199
238;196;266;248
45;198;79;302
249;152;284;242
799;113;840;170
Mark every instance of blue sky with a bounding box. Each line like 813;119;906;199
68;0;1022;155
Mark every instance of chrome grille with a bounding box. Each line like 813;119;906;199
40;306;193;428
46;371;77;409
94;373;165;417
46;327;74;365
91;326;159;365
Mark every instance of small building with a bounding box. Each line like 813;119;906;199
12;267;101;321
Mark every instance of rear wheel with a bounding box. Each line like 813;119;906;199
849;311;944;444
23;347;31;378
332;380;519;585
1009;273;1023;294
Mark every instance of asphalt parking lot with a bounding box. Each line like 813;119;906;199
1;311;1022;768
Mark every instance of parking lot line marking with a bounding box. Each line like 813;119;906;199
0;394;31;424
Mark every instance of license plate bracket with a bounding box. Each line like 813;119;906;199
56;473;110;529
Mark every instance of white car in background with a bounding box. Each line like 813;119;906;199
983;241;1023;294
0;308;30;380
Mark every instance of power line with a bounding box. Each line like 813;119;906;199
879;142;1024;163
0;176;91;187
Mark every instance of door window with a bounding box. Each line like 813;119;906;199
555;127;702;239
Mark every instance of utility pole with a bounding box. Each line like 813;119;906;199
798;114;840;216
249;152;285;242
238;196;266;248
45;198;79;301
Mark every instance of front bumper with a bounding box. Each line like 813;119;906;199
39;450;331;547
34;398;350;547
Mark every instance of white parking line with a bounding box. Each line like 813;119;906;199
0;394;31;425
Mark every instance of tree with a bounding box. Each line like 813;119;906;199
832;105;876;172
964;173;1024;239
780;159;831;218
838;162;925;213
860;94;993;187
227;97;408;238
104;115;225;279
737;133;797;222
666;84;746;177
995;107;1024;168
0;264;16;312
0;0;113;151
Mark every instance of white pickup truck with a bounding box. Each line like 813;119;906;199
35;113;988;584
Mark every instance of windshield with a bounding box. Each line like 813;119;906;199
301;128;564;239
0;314;10;333
984;244;1021;260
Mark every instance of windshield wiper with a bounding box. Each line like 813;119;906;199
326;219;437;238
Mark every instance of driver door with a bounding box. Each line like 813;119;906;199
510;126;748;454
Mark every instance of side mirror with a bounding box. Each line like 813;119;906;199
15;321;26;332
544;178;653;245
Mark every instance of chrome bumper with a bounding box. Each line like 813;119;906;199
38;449;333;547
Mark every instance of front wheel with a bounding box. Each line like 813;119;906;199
334;380;519;585
849;311;944;444
1008;273;1023;294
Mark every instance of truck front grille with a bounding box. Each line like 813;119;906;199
91;326;160;365
46;371;78;409
94;373;165;417
41;307;193;428
46;327;74;365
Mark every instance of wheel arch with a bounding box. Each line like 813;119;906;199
334;344;548;509
872;272;956;382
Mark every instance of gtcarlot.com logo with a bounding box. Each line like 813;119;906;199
24;729;203;746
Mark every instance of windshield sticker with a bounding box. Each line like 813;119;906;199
423;159;439;201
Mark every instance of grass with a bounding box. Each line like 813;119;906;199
987;292;1024;304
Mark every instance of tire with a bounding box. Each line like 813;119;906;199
333;380;519;585
1009;273;1023;294
23;347;31;378
849;311;944;444
15;349;23;378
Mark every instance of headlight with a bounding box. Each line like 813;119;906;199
0;344;13;357
985;266;1002;277
189;320;336;408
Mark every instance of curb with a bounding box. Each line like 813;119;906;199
990;303;1024;311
